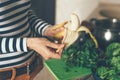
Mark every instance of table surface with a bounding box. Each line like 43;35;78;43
44;58;92;80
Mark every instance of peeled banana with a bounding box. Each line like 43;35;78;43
62;13;98;48
54;13;98;49
67;13;81;31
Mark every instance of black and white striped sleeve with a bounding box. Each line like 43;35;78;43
27;10;51;36
0;38;28;53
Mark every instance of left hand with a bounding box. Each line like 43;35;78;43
27;38;65;60
44;21;67;39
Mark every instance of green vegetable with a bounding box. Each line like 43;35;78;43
106;42;120;57
63;38;99;69
97;66;109;79
63;37;120;80
111;56;120;71
97;42;120;80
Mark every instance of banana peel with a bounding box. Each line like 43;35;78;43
55;13;98;52
54;31;64;39
52;21;67;39
77;26;98;48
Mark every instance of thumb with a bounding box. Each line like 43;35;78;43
52;21;68;30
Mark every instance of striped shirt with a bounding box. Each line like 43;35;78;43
0;0;50;69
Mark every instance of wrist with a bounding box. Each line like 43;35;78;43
43;25;52;36
27;38;33;50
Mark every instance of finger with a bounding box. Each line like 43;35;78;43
50;52;62;59
50;45;64;59
45;48;61;59
56;44;65;53
46;46;64;59
56;46;64;57
35;46;50;60
57;21;68;28
53;27;64;32
47;42;64;49
52;21;68;30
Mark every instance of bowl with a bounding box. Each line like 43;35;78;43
99;5;120;19
90;18;120;51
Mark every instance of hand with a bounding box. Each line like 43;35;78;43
44;21;67;39
27;38;64;60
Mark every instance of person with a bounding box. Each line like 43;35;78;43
0;0;65;80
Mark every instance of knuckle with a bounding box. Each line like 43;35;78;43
44;57;50;60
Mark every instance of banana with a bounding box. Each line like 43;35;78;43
77;26;98;48
62;29;79;47
53;21;67;39
62;13;98;48
66;13;81;31
62;13;80;47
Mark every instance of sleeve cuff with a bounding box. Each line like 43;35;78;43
22;38;28;52
41;24;52;36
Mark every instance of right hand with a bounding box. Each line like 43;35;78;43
27;38;64;60
44;21;67;39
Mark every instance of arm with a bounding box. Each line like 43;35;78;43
0;37;64;60
27;10;51;36
0;10;49;54
0;37;28;53
27;10;65;60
